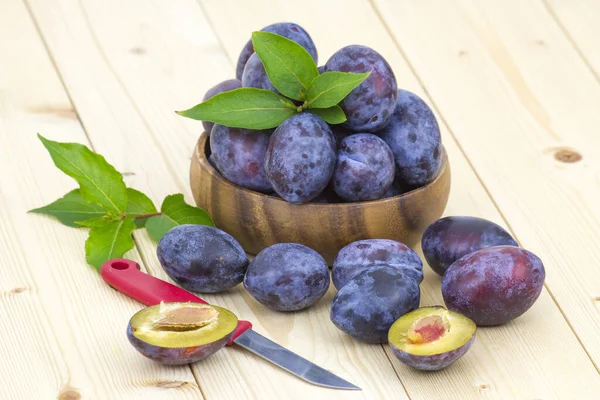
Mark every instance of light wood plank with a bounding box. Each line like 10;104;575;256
0;0;203;398
201;0;600;398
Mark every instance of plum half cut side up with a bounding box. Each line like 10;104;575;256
388;306;476;371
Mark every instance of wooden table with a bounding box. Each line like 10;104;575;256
2;0;599;399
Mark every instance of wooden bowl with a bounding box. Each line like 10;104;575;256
190;132;450;264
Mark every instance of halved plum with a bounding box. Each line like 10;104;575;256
127;302;238;365
388;306;476;371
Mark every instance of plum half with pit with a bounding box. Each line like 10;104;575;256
127;302;238;365
330;265;420;343
422;216;518;276
332;239;423;290
388;306;476;371
243;243;330;311
157;225;249;293
201;79;242;133
442;246;545;326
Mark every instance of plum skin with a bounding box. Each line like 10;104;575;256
210;125;272;193
422;216;518;276
243;243;330;311
330;265;420;343
442;246;545;326
157;225;249;293
127;324;233;365
332;134;395;202
378;90;442;188
390;335;475;371
264;113;336;204
236;22;318;80
202;79;242;133
241;53;278;94
325;45;398;132
332;239;423;290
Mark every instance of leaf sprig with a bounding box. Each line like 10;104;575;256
30;134;214;270
177;32;370;129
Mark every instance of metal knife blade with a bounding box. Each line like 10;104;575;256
234;329;361;390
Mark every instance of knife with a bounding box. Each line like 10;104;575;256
100;258;360;391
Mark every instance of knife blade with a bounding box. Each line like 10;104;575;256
100;259;360;391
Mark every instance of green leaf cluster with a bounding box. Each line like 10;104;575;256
30;135;215;270
177;32;370;129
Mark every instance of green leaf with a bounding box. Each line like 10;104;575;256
309;106;347;124
146;194;215;242
29;189;106;227
177;88;296;130
76;216;116;228
126;188;157;227
251;31;319;101
85;217;136;270
306;71;371;108
37;135;127;215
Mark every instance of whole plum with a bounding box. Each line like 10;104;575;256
378;90;442;188
332;134;395;202
330;265;420;343
243;243;330;311
236;22;318;80
210;125;272;193
442;246;545;326
264;113;336;204
202;79;242;133
241;53;278;93
325;45;398;132
157;225;248;293
332;239;423;289
422;216;518;276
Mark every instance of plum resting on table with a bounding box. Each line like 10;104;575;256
442;246;545;326
157;225;249;293
241;53;279;94
330;265;420;343
201;79;242;133
422;216;518;276
210;124;272;193
264;113;336;204
332;133;395;202
325;45;398;132
243;243;330;311
236;22;318;80
378;90;442;188
332;239;423;290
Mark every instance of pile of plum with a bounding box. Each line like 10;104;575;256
204;22;442;204
157;215;545;371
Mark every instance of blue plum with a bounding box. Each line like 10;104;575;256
332;239;423;290
378;90;442;188
325;45;398;132
243;243;330;311
210;124;272;193
330;265;420;343
157;225;248;293
422;216;518;276
202;79;242;133
241;53;278;94
332;134;395;202
264;113;336;204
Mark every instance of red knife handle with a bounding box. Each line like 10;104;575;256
100;258;252;345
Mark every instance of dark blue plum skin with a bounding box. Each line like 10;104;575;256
442;246;545;326
317;65;327;74
422;216;518;276
332;239;423;290
264;113;336;204
157;225;249;293
332;134;395;202
210;125;272;193
208;154;220;173
243;243;330;311
311;185;342;203
241;53;278;93
330;266;420;343
390;335;475;371
202;79;242;133
236;22;318;80
325;45;398;132
127;324;232;365
329;124;352;147
381;182;405;198
378;90;442;188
